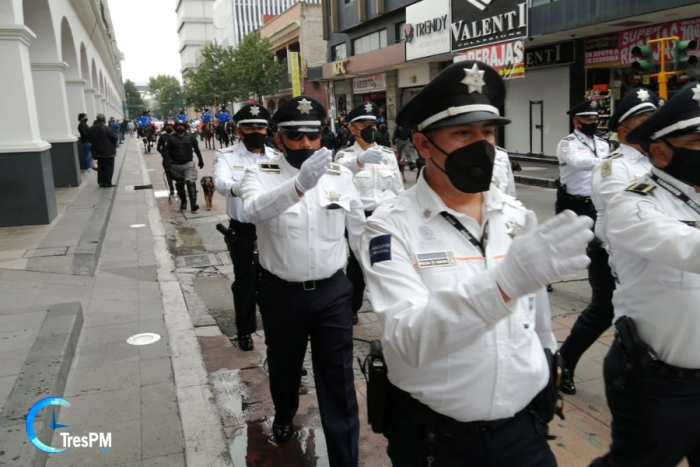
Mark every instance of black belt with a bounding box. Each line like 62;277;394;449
260;268;342;291
650;360;700;381
229;219;255;230
564;192;592;203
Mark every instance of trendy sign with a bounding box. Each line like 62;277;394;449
451;0;527;52
585;17;700;68
405;0;451;61
454;39;525;79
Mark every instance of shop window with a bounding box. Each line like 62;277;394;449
352;30;387;55
396;22;406;43
332;43;347;61
531;0;560;6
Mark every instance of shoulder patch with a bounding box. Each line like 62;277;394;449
369;234;392;266
625;182;656;195
259;161;280;173
380;146;395;154
601;160;613;178
327;163;342;175
604;150;623;160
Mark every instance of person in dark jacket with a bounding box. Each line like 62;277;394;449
77;113;93;172
375;120;391;147
109;118;121;146
163;121;204;212
320;122;336;152
88;114;118;187
335;121;351;149
392;125;412;164
158;126;175;195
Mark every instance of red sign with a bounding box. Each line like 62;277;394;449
454;39;526;79
585;17;700;69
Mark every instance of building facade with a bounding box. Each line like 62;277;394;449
1;0;125;227
176;0;215;76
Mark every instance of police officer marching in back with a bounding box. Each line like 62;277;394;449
335;101;404;323
589;82;700;467
360;61;595;467
163;121;204;212
212;104;279;351
555;98;612;394
241;96;365;466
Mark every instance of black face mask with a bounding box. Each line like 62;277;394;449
579;122;597;137
360;126;377;144
176;129;185;136
427;138;495;194
242;132;266;150
283;143;315;169
663;140;700;187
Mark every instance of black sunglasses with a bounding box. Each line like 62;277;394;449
282;130;322;141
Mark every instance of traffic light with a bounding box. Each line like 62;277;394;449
631;44;654;72
672;40;697;70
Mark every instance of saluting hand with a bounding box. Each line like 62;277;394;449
294;148;333;194
358;146;385;165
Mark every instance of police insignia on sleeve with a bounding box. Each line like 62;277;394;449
625;183;656;195
369;235;392;265
326;188;341;202
601;160;613;178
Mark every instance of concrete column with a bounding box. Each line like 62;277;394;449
384;71;399;134
31;61;80;187
0;25;56;226
83;87;96;120
94;93;103;116
101;97;108;117
65;79;87;138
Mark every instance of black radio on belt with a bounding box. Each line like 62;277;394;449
363;340;389;434
615;316;659;371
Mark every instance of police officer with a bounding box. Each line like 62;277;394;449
336;101;404;322
556;98;611;394
590;81;700;467
360;61;594;467
216;104;232;138
157;125;175;195
241;96;364;466
163;121;204;212
212;104;279;351
201;107;212;124
137;109;152;128
175;109;188;124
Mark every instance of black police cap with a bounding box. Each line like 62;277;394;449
396;61;509;132
608;88;658;132
233;104;271;127
271;96;326;133
346;101;380;124
567;100;599;117
628;82;700;145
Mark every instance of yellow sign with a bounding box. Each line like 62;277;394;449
290;52;302;97
332;59;348;75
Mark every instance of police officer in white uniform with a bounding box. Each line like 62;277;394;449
492;145;517;197
360;61;594;467
212;103;279;351
590;82;700;467
556;99;612;394
335;101;404;321
241;96;365;466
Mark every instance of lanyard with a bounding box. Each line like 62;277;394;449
577;133;598;158
649;173;700;217
440;212;489;257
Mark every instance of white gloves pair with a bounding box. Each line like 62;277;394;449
294;148;333;194
495;210;594;300
358;146;385;165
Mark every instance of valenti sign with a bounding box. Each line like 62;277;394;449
405;0;451;61
451;0;528;52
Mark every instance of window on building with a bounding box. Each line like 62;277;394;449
332;43;347;61
396;22;406;43
352;30;387;55
531;0;560;6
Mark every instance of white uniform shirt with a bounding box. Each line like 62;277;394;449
606;168;700;368
335;142;404;211
212;142;277;222
360;175;556;422
242;155;366;282
591;144;651;244
556;130;609;197
493;147;517;197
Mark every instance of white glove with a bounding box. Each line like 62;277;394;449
294;148;333;194
358;146;385;165
230;182;242;197
495;210;594;300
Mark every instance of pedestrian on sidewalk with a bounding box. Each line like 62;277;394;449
109;117;121;147
241;96;365;467
77;113;94;172
213;104;280;352
157;126;175;195
127;120;135;137
360;61;594;467
590;81;700;467
88;114;118;187
555;98;613;395
392;124;412;167
163;121;204;212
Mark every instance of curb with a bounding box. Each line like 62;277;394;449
514;175;557;188
0;302;83;467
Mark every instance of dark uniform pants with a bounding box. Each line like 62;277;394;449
556;189;616;375
590;341;700;467
383;384;557;467
227;220;258;336
258;269;359;467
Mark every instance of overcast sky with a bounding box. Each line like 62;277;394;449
108;0;182;85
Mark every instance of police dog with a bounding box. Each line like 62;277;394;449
200;176;215;211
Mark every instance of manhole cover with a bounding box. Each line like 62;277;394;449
126;333;161;346
177;253;220;268
130;224;146;228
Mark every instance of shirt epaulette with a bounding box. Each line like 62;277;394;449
563;135;575;141
380;146;395;154
259;161;280;173
604;150;623;160
625;182;656;195
327;163;342;175
266;147;282;158
218;146;235;154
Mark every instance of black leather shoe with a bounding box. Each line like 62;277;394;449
352;312;358;325
272;423;294;443
546;284;554;292
561;369;576;395
238;334;254;351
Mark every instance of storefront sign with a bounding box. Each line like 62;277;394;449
290;52;302;97
332;59;348;75
454;39;525;79
406;0;451;60
451;0;527;52
353;73;387;93
525;41;575;69
585;18;700;69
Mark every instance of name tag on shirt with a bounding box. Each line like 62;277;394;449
416;251;455;268
231;165;245;170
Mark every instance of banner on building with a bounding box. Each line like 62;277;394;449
454;39;525;79
353;73;387;93
405;0;451;61
290;52;302;97
451;0;528;52
584;18;700;68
